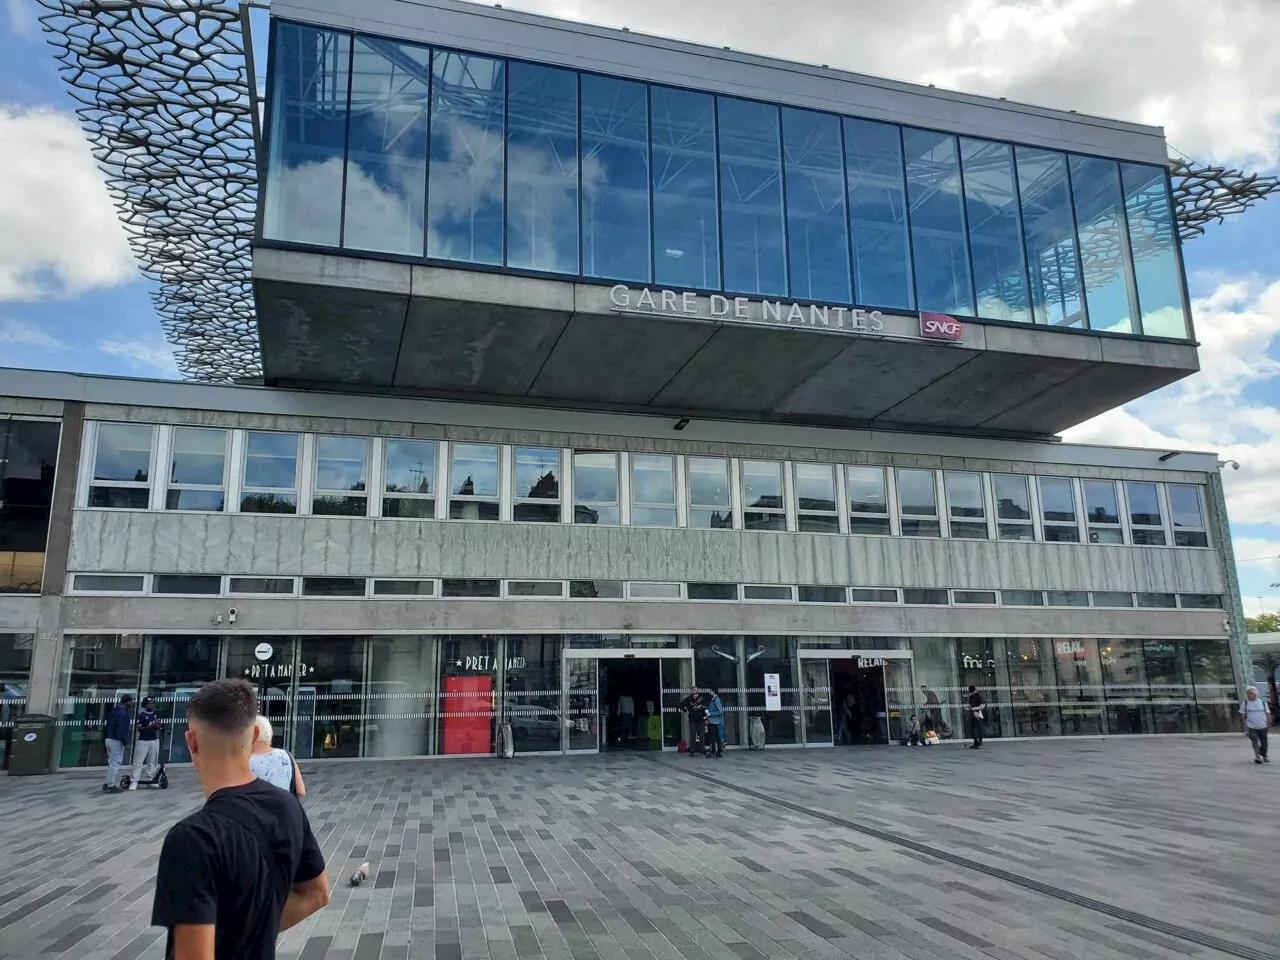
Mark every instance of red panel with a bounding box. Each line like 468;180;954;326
442;675;493;755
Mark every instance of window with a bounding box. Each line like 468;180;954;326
1083;480;1124;544
1136;592;1177;609
1121;163;1189;339
903;127;974;316
441;579;501;598
628;581;682;600
241;432;300;514
1017;147;1085;327
961;138;1030;323
944;471;988;539
1039;477;1080;542
153;575;220;596
373;579;436;597
896;469;940;537
581;74;650;283
783;107;850;303
1180;594;1223;609
569;579;623;599
1092;591;1134;608
651;86;718;288
89;422;153;508
1001;590;1044;606
687;456;733;529
993;475;1035;541
850;588;898;603
507;580;565;598
631;454;677;527
166;427;227;511
574;452;619;525
718;96;786;297
383;439;436;519
1168;484;1208;547
846;466;890;535
845;118;913;310
313;436;369;517
514;447;561;523
0;420;59;594
688;582;738;601
449;443;500;521
798;585;845;604
1047;591;1090;607
902;588;947;605
228;577;295;596
1070;155;1138;334
71;574;146;593
743;584;794;602
793;463;838;533
954;590;997;605
302;577;366;597
741;460;785;531
1125;481;1166;545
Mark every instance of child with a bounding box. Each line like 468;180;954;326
905;713;923;746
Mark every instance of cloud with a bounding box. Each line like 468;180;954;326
4;0;38;38
0;107;137;301
510;0;1280;169
0;317;64;350
98;338;179;376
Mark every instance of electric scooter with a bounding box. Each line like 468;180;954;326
118;726;169;790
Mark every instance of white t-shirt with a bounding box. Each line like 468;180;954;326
1241;698;1271;730
618;695;635;716
249;747;295;792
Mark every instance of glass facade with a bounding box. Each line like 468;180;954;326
0;420;59;593
1;634;33;770
262;21;1190;339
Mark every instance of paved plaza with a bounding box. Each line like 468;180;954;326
0;738;1275;960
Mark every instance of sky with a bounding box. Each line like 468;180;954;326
1;0;1278;611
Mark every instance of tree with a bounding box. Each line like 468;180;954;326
1245;612;1280;633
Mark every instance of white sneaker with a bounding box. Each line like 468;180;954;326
128;783;138;791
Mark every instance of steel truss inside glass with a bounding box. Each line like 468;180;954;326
262;20;1190;340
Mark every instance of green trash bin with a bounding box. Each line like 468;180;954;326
9;714;56;776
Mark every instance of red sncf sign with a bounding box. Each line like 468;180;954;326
919;312;963;340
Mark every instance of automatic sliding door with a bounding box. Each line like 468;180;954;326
565;657;598;752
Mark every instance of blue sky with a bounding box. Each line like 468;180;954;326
2;0;1279;610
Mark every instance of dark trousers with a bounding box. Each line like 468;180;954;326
708;723;724;757
687;720;705;755
969;715;984;748
1248;727;1269;758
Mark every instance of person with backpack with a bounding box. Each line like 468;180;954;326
1241;686;1271;764
966;685;985;750
248;715;306;797
705;687;725;758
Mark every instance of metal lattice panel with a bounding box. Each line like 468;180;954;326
1169;157;1280;241
37;0;260;383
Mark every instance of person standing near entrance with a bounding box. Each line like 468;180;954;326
129;696;161;790
617;693;636;742
103;693;133;794
1241;686;1270;764
679;686;707;756
966;685;985;749
706;687;725;758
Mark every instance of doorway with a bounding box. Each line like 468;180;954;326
830;659;888;745
599;659;662;750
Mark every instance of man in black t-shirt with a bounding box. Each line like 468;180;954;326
151;679;329;959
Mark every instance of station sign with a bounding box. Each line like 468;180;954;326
920;312;964;340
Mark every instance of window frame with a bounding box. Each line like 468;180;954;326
372;578;438;598
447;441;502;522
1082;478;1125;545
686;455;736;530
573;450;621;526
992;473;1036;541
85;421;157;510
164;426;230;513
311;434;371;517
1038;476;1083;543
895;467;941;538
1123;480;1167;546
845;465;892;536
226;575;299;598
1167;483;1209;547
382;437;439;520
741;583;796;603
504;579;568;599
512;446;563;524
69;572;150;595
792;462;840;534
239;430;302;516
943;470;990;540
740;459;787;532
630;452;678;528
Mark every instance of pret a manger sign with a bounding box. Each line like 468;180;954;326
610;285;887;334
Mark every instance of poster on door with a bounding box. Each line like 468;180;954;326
442;675;494;754
763;673;781;711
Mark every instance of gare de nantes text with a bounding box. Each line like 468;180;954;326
608;284;888;334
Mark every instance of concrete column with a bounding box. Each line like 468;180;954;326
1205;470;1250;694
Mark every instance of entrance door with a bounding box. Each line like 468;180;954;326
564;649;693;753
565;658;598;753
599;658;662;750
830;659;888;744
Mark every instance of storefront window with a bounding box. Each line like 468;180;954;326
1005;638;1061;737
57;634;143;768
295;637;365;760
367;636;436;757
912;637;961;740
956;638;1010;738
225;636;296;749
1187;638;1236;732
0;420;59;593
1053;638;1106;735
1142;639;1195;733
1099;638;1152;734
745;636;799;745
503;635;563;753
438;636;497;754
145;635;222;764
1;634;33;770
691;636;742;747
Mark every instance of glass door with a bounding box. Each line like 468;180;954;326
565;657;598;752
884;658;914;743
224;636;297;751
801;659;832;745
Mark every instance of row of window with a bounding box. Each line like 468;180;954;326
263;21;1190;339
66;572;1224;610
84;422;1212;548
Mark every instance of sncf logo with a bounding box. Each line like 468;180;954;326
920;312;964;340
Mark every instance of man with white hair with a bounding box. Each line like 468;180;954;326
1241;686;1271;764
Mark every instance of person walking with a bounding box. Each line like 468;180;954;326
249;715;306;797
103;693;133;794
706;687;725;758
966;685;985;750
129;696;162;790
1241;685;1271;764
151;679;329;959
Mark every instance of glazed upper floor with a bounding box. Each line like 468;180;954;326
259;0;1191;341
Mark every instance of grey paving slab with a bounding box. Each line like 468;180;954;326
0;739;1274;959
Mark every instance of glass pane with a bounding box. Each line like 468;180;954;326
581;75;650;282
690;508;734;530
1053;638;1106;735
95;423;152;483
743;585;791;601
629;582;681;599
1126;481;1162;526
1143;639;1195;733
687;582;737;601
153;574;220;595
1047;591;1089;607
847;466;887;514
506;62;579;274
688;457;730;507
956;638;1011;739
169;428;226;490
1002;590;1044;606
163;486;223;513
316;436;368;492
850;588;897;602
507;581;564;598
1121;163;1189;338
849;516;891;536
651;86;719;288
631;454;675;505
903;589;948;605
56;634;142;768
1005;638;1061;737
1136;593;1177;609
263;24;350;245
241;492;297;515
745;636;799;745
632;507;677;528
1083;480;1120;525
690;636;741;746
229;577;295;595
343;37;430;255
997;523;1035;541
427;52;505;265
566;657;598;751
569;580;623;599
367;636;434;757
783;108;850;302
514;502;560;523
515;447;559;500
718;97;786;296
438;636;497;754
1168;484;1204;531
794;463;836;513
897;468;936;517
224;636;295;753
949;521;988;540
1069;155;1137;334
441;579;501;598
994;475;1031;520
503;635;564;753
294;637;365;759
574;452;618;502
450;500;499;522
844;118;913;310
302;577;365;597
144;635;221;764
450;443;499;498
961;139;1030;322
1092;591;1134;607
1039;477;1076;522
903;127;974;316
1016;147;1085;327
802;659;833;745
742;461;782;510
901;518;941;538
945;471;984;518
244;432;298;489
373;580;435;596
1132;528;1166;546
1187;639;1236;732
798;585;844;603
385;439;435;495
913;637;961;741
954;590;997;604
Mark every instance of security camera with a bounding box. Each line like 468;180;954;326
227;607;238;624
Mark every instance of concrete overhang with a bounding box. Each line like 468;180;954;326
253;248;1199;439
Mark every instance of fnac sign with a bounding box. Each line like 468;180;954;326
920;312;963;341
